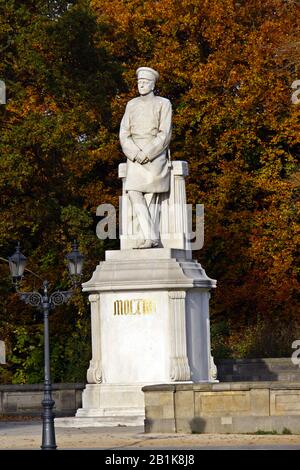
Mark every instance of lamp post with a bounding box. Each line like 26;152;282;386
8;241;84;450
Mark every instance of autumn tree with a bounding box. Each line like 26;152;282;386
90;0;300;357
1;0;300;384
0;0;123;382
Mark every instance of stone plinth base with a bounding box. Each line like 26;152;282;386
55;415;144;427
78;248;216;424
143;382;300;434
74;383;145;426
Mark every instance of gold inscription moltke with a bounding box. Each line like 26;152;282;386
114;299;156;315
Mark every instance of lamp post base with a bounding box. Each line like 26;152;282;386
41;395;57;450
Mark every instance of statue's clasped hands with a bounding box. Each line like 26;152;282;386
135;151;150;165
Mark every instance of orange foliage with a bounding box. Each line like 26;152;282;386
90;0;300;355
0;0;299;371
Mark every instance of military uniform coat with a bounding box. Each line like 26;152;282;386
119;94;172;193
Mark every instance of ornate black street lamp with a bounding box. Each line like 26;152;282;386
8;241;84;450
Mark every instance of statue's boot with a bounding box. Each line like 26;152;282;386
139;239;159;249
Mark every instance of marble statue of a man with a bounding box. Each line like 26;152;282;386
119;67;172;248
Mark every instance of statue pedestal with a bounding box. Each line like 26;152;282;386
75;248;216;425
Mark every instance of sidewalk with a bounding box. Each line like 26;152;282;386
1;419;300;450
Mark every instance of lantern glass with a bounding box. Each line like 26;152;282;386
66;241;84;280
8;243;27;281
